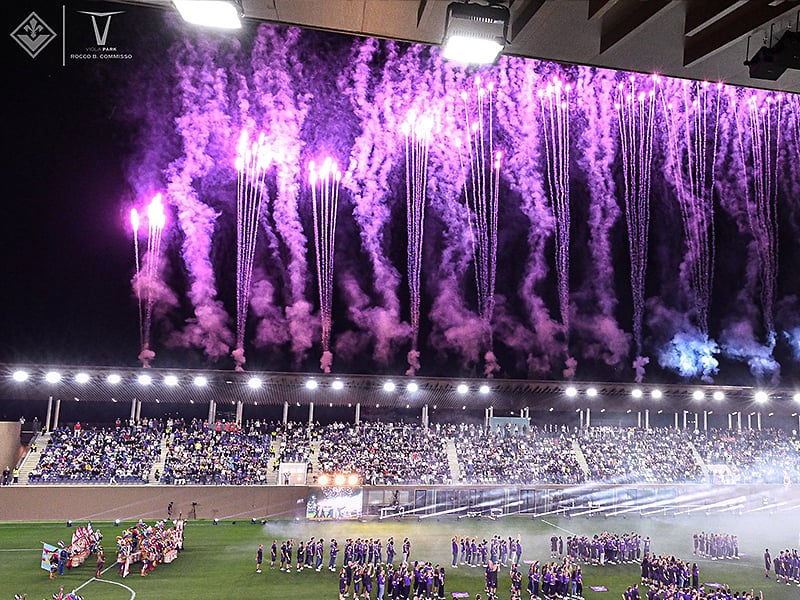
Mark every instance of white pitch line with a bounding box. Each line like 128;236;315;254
539;519;577;537
83;577;137;599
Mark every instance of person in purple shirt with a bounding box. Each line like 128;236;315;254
452;536;459;568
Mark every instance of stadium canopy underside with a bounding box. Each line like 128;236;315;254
2;363;799;415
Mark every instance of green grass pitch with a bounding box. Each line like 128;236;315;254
1;513;798;600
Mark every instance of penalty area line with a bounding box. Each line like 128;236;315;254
73;564;135;600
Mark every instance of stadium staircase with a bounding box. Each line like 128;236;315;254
687;440;708;475
571;439;591;479
266;437;282;485
16;431;48;484
445;439;461;483
149;436;169;483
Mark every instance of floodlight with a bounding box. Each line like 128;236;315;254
114;519;121;526
331;380;344;390
442;1;509;65
383;381;396;392
631;388;642;399
754;390;768;404
479;384;490;395
247;377;262;389
45;371;62;384
713;391;725;401
137;374;152;386
586;387;597;398
565;386;577;398
692;390;705;401
318;474;330;486
334;474;346;486
74;373;90;384
406;382;418;393
305;379;318;390
164;375;179;386
193;375;208;387
651;389;662;399
107;373;121;384
457;383;469;394
793;392;800;404
12;370;29;382
347;474;360;486
174;0;243;29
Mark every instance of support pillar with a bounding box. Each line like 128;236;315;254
135;399;142;423
355;403;361;425
579;409;584;430
586;408;591;429
282;401;289;425
703;410;708;431
644;409;650;430
53;399;61;431
130;398;137;425
637;411;641;428
747;413;752;430
683;411;688;430
727;413;732;430
757;412;761;431
44;396;53;433
236;400;243;428
737;411;742;432
308;402;314;428
422;405;429;428
208;400;216;425
674;412;679;429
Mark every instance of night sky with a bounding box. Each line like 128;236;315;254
2;1;800;388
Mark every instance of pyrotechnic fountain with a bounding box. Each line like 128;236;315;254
457;76;502;377
308;157;342;373
615;75;657;382
402;113;432;376
232;130;272;371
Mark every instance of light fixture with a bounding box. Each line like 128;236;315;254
305;379;318;390
12;370;29;382
193;375;208;387
247;377;262;389
45;371;62;384
754;390;768;404
137;374;152;386
793;392;800;404
651;389;662;400
174;0;243;30
347;474;359;486
479;384;490;395
631;388;642;399
334;474;346;486
442;1;509;65
565;386;577;398
164;375;179;386
457;383;469;394
74;373;90;384
107;373;121;384
586;387;597;398
692;390;705;401
713;391;725;401
406;382;418;393
383;381;396;392
114;519;121;526
331;380;344;390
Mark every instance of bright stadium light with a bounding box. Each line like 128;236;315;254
713;391;725;401
651;389;662;400
442;1;509;65
193;375;208;387
334;474;346;486
305;379;318;390
457;383;469;394
631;388;642;399
12;370;29;382
383;381;396;392
565;386;577;398
754;390;768;404
164;375;179;386
331;380;344;390
45;371;62;384
406;382;419;393
107;373;121;384
692;390;705;401
246;377;261;389
318;474;330;486
347;474;359;486
479;384;490;395
137;374;152;386
74;373;90;384
174;0;243;29
586;387;597;398
793;392;800;404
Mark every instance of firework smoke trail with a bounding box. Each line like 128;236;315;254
249;25;314;365
231;130;271;371
660;79;722;337
165;36;236;360
493;57;563;376
735;91;784;342
130;208;143;353
615;75;657;381
308;157;341;373
538;76;575;375
572;68;629;368
402;113;432;375
457;75;503;376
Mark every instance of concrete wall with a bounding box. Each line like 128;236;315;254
0;485;308;521
0;421;22;476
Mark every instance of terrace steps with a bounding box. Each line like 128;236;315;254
445;438;460;483
687;440;707;475
571;438;591;478
267;437;282;485
17;432;49;484
149;436;169;483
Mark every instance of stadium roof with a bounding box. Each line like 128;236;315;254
3;363;799;415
